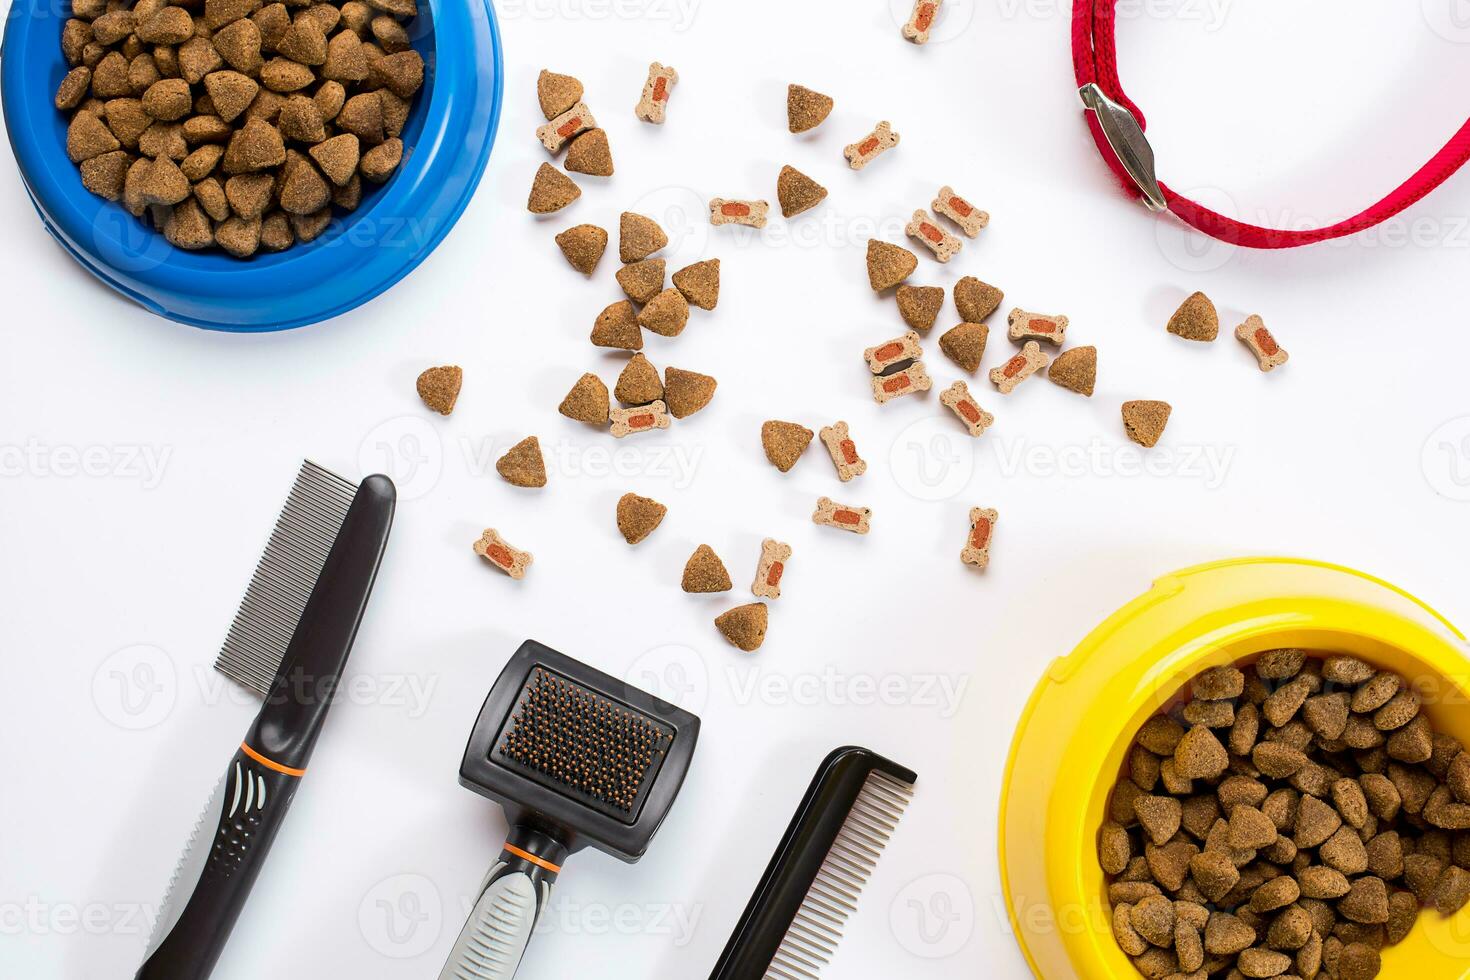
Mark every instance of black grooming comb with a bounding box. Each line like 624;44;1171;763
438;640;699;979
708;747;916;980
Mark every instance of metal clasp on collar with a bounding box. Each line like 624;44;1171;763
1079;82;1167;212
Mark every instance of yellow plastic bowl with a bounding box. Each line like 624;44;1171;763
999;556;1470;978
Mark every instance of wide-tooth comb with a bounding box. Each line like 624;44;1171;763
215;460;358;696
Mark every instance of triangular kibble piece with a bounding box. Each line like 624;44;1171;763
682;544;733;593
308;133;359;187
555;223;608;275
787;83;833;134
672;259;720;310
616;259;666;304
528;162;580;214
938;322;989;373
616;493;666;544
777;164;827;218
537;69;583;120
716;602;768;652
896;285;944;331
558;373;610;425
954;276;1003;323
1167;291;1219;341
619;211;668;263
637;288;689;337
416;365;462;415
614;353;664;405
761;420;813;472
866;239;917;291
496;436;547;488
565;128;614;176
1048;346;1097;396
591;300;643;350
663;367;716;419
1122;400;1172;447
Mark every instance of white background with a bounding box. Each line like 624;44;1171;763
4;0;1470;977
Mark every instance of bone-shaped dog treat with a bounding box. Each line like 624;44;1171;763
864;329;923;374
536;102;595;153
940;381;994;437
932;186;989;237
1235;315;1288;372
902;0;943;43
751;538;792;599
473;528;534;580
819;421;867;481
844;121;899;170
906;210;962;263
813;497;871;535
1007;309;1068;346
610;399;671;437
961;507;997;568
635;62;678;124
989;341;1050;394
871;361;933;403
709;198;769;228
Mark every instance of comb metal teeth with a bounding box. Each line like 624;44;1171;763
214;461;358;697
763;770;914;980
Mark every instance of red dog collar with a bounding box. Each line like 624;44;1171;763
1073;0;1470;248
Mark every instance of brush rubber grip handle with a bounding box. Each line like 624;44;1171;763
136;746;302;980
438;850;557;980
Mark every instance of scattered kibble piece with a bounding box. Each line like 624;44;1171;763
473;529;533;580
932;186;988;237
672;259;720;310
663;367;717;419
872;362;933;403
1048;346;1097;396
752;539;792;599
1122;400;1172;448
906;209;962;262
866;239;918;291
536;69;583;120
496;436;548;488
682;544;733;593
616;259;666;304
620;211;668;263
558;372;611;425
961;507;997;567
843;120;899;170
637;288;691;337
614;353;664;405
896;285;945;330
591;300;643;350
610;400;671;437
1235;315;1288;372
776;164;827;218
634;62;678;124
709;198;769;228
761;420;814;472
565;128;614;176
864;330;923;374
989;342;1049;394
1008;309;1068;346
902;0;942;43
955;276;1004;322
715;602;768;652
616;492;666;545
813;496;871;534
536;102;595;153
416;365;462;415
938;322;988;373
1167;291;1219;342
819;422;866;481
555;223;608;275
787;83;834;134
940;381;994;437
527;162;580;214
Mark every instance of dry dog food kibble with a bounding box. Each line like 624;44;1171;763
672;259;720;310
610;400;671;437
635;62;678;124
1122;399;1172;448
819;421;867;481
555;223;608;275
787;83;834;134
559;372;611;425
715;602;768;652
777;165;827;218
1236;315;1289;372
1048;346;1097;396
1102;653;1470;980
537;69;583;119
616;492;666;545
536;101;595;153
813;496;871;534
416;365;462;415
496;436;547;488
591;300;643;351
527;162;580;213
939;322;988;373
637;288;691;337
844;121;899;170
867;239;919;291
961;507;997;567
619;211;668;263
1167;291;1220;342
896;285;945;331
906;210;962;262
752;539;792;599
614;353;663;405
940;381;994;437
473;529;533;580
872;362;933;403
761;420;814;473
901;0;942;43
616;259;666;304
564;128;614;176
663;367;717;419
864;330;923;374
1008;309;1068;346
989;341;1049;394
709;198;770;229
932;186;988;237
955;276;1004;322
682;544;732;593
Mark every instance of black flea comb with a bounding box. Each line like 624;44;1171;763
137;462;395;979
708;747;916;980
438;640;700;979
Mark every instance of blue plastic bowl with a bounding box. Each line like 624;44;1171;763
1;0;502;331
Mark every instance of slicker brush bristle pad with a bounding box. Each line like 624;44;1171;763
492;668;674;823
